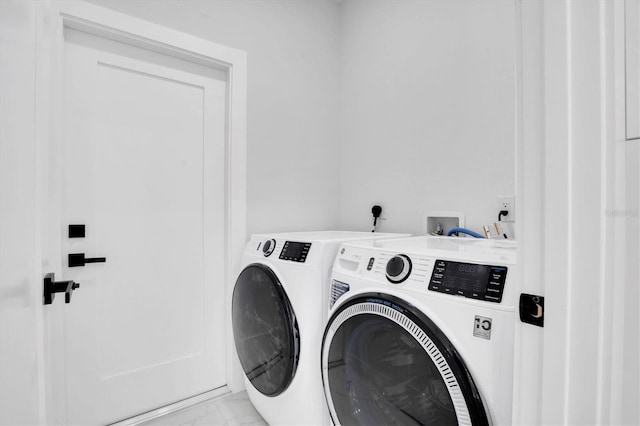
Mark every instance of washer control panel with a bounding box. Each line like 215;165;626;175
279;241;312;263
428;259;508;303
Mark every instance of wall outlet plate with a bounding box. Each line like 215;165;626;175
498;196;516;222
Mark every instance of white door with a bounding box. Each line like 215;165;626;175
53;27;227;425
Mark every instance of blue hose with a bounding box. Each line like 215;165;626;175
447;227;485;239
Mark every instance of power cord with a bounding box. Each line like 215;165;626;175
371;205;382;232
498;210;509;222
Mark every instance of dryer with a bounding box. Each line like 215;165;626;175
232;231;409;425
323;236;517;426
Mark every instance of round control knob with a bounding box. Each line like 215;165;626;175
262;239;276;257
385;254;412;284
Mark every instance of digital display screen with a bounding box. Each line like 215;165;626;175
279;241;311;262
442;262;491;293
282;242;306;259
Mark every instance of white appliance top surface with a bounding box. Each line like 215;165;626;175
344;236;516;263
251;230;408;243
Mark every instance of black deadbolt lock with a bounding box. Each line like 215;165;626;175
68;224;85;238
519;293;544;327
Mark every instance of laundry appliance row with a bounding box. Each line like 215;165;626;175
231;232;517;426
231;231;409;425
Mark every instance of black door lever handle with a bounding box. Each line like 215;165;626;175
43;273;80;304
68;253;107;267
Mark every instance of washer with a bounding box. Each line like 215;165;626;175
232;231;409;425
323;236;517;426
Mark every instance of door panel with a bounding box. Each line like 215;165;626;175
61;28;227;424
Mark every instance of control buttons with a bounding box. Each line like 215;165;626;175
262;239;276;257
484;266;507;303
427;260;508;303
429;260;445;290
366;257;375;271
385;254;412;284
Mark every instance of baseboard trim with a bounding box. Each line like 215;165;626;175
110;387;231;426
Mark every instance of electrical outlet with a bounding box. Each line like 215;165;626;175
498;196;516;222
371;203;385;220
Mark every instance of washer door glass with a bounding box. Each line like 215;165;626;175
232;264;299;396
322;295;488;426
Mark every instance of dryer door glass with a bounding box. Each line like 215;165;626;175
232;264;299;396
322;295;487;426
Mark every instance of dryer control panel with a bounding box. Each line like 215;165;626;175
428;260;507;303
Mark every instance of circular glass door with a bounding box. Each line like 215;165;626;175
322;294;488;426
232;264;300;396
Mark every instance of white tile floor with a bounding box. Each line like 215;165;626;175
142;391;267;426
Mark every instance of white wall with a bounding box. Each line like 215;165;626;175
337;0;516;235
87;0;342;236
88;0;517;238
0;1;46;424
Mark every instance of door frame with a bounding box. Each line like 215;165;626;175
36;1;247;423
515;0;638;424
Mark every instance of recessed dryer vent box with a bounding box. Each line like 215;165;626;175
424;211;465;236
